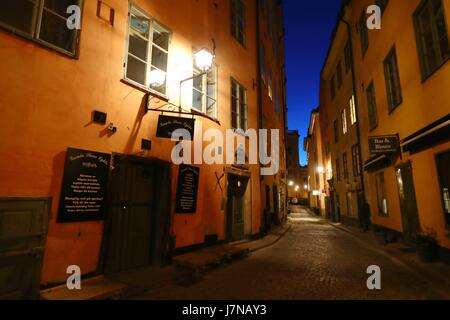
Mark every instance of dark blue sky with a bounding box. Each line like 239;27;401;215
283;0;342;165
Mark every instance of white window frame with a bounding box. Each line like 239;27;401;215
124;4;171;98
192;65;218;119
0;0;83;57
342;108;348;135
349;95;357;125
231;79;248;131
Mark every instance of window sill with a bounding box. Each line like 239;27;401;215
120;78;169;102
420;57;450;83
388;100;403;115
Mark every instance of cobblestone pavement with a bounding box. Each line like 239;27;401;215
138;207;443;300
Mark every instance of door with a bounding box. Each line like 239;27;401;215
396;162;421;244
0;198;50;299
227;175;248;242
105;159;154;274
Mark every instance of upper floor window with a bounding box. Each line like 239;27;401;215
414;0;450;79
349;95;357;125
366;81;378;130
343;152;349;179
384;47;402;112
359;11;369;56
344;40;352;72
333;119;339;143
0;0;83;57
231;0;246;46
341;109;348;135
335;158;341;182
376;0;389;14
260;45;266;84
193;66;218;119
268;67;273;99
330;75;336;100
337;61;343;88
125;6;170;97
351;144;361;177
231;79;248;130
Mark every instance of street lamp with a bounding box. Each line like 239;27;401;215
289;181;294;186
179;48;215;108
193;48;214;72
317;166;324;174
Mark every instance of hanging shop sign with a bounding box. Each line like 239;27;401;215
175;164;200;214
368;135;400;155
156;115;195;140
57;148;111;223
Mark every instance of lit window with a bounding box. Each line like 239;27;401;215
125;6;170;96
349;95;357;125
192;65;218;119
231;80;247;130
341;109;348;135
436;151;450;226
376;171;389;216
268;67;273;99
0;0;83;56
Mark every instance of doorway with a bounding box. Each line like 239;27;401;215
226;174;249;242
396;162;421;244
103;156;171;274
0;198;50;299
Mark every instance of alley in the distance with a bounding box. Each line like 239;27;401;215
136;206;443;300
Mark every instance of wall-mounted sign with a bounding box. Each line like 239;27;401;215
368;135;400;155
156;115;195;140
57;148;111;223
175;164;200;214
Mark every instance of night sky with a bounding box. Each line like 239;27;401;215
283;0;343;165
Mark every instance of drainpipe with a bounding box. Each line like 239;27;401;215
340;16;367;220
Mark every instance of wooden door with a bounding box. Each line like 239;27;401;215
0;198;50;299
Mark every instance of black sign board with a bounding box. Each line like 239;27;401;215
156;115;195;140
368;135;400;155
57;148;111;223
175;164;200;214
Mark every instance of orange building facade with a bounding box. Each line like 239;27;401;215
0;0;287;296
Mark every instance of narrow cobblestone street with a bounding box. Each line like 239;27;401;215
138;207;444;300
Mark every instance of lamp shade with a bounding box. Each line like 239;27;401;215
194;48;214;72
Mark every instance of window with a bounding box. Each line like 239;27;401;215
384;47;402;112
414;0;450;79
125;6;170;96
335;158;341;182
330;75;336;100
337;61;343;88
351;145;361;177
344;41;352;72
376;171;389;216
366;81;378;130
0;0;83;56
349;95;357;125
343;152;349;180
341;109;348;135
193;66;218;118
268;67;273;99
359;10;369;56
260;45;266;84
334;119;339;143
376;0;389;14
436;151;450;227
231;80;247;130
231;0;246;46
